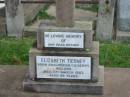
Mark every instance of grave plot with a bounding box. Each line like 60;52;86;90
23;0;104;94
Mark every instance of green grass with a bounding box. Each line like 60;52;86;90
0;37;130;68
76;4;98;12
0;37;34;65
100;42;130;68
36;4;55;20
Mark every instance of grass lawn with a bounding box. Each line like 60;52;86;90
0;37;35;65
0;37;130;68
100;42;130;68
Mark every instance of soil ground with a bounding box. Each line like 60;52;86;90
0;65;130;97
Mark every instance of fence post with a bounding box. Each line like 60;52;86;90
5;0;25;38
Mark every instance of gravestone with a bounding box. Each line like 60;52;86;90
5;0;24;38
116;0;130;41
96;0;116;41
117;0;130;31
23;0;104;94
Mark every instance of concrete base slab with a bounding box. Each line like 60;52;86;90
23;66;104;94
116;31;130;41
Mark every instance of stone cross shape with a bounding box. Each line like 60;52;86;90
56;0;75;27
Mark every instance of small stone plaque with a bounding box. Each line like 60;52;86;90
36;56;91;80
44;32;84;48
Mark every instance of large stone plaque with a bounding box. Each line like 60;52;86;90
36;56;91;80
44;32;84;48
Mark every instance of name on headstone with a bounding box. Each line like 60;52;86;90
36;56;91;80
44;32;84;48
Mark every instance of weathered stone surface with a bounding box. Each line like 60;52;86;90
0;1;44;29
96;0;116;41
47;5;97;21
56;0;75;27
37;21;93;50
0;5;6;37
116;31;130;41
23;66;104;94
23;0;44;24
117;0;130;31
0;5;5;17
23;20;93;32
0;17;6;37
5;0;25;37
29;41;99;82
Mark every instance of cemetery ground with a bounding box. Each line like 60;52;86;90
0;3;130;97
0;65;129;97
0;37;130;97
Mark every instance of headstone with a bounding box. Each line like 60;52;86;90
23;0;104;94
117;0;130;31
96;0;116;41
116;0;130;41
5;0;25;38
